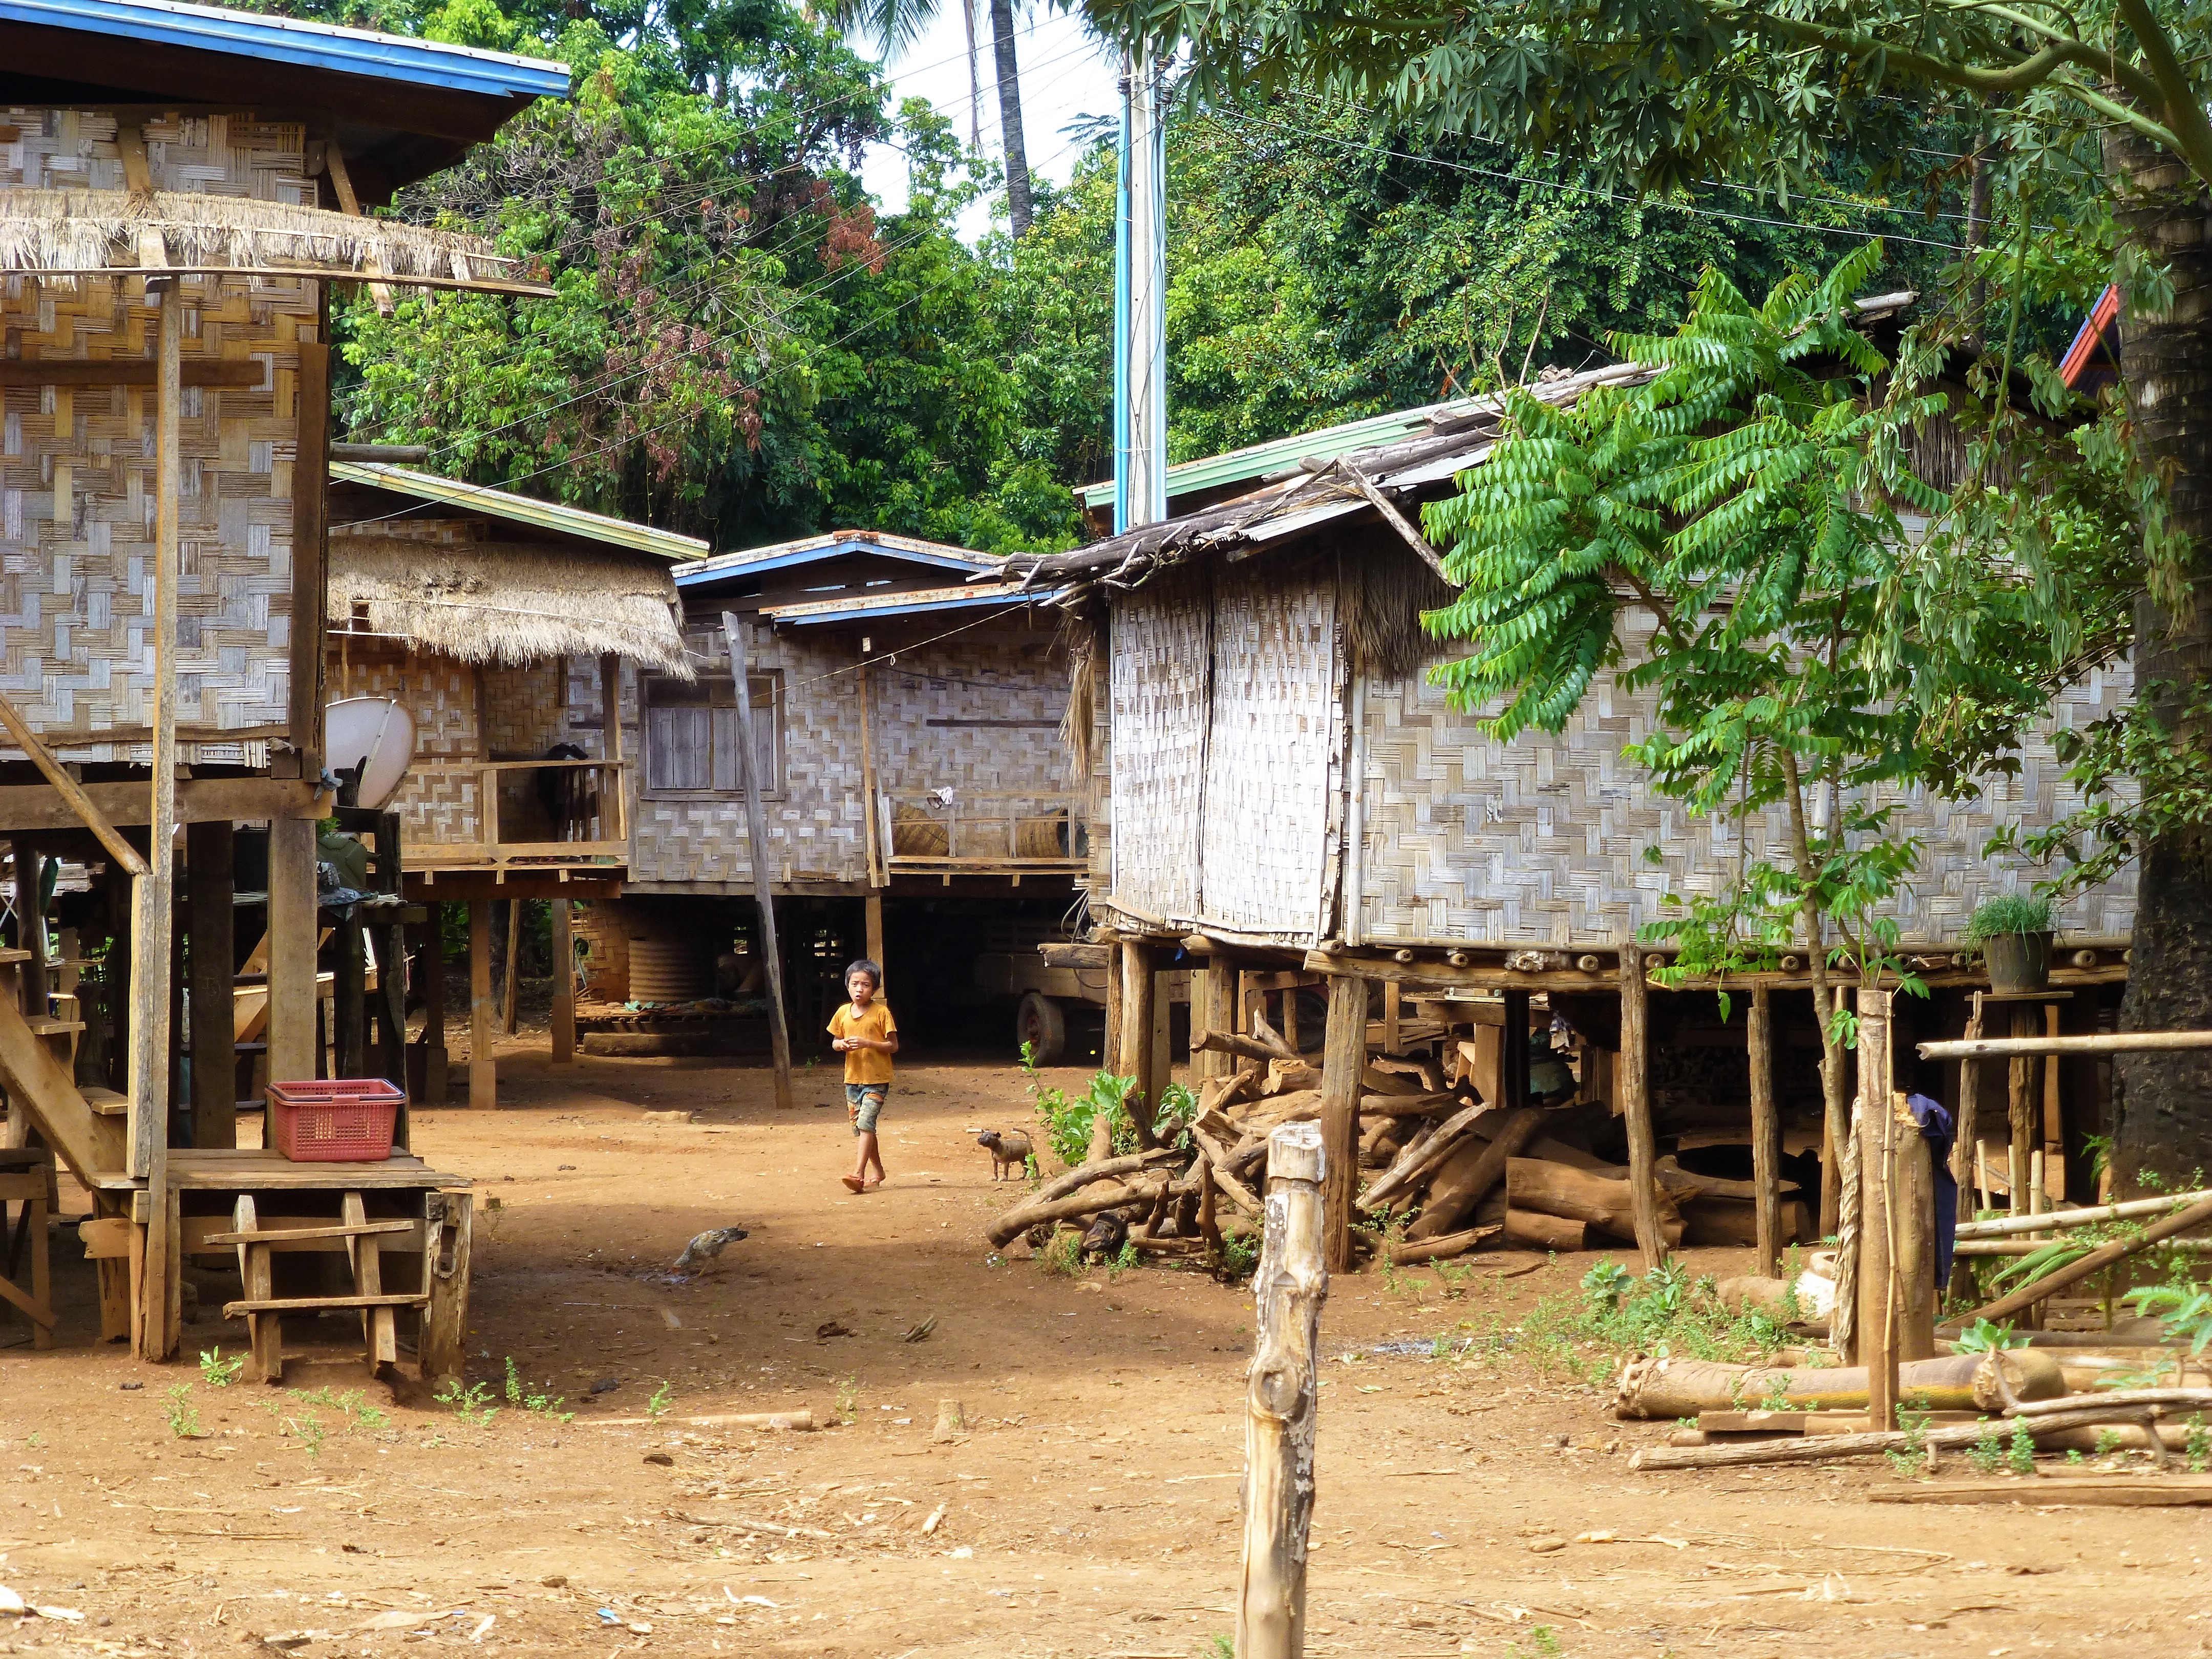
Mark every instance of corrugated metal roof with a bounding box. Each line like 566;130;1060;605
0;0;571;97
675;530;998;586
760;580;1064;626
329;463;708;560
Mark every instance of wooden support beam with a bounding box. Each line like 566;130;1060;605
863;893;884;980
0;776;320;838
1749;984;1780;1279
1856;987;1899;1429
720;614;793;1114
1103;938;1123;1074
549;899;575;1066
500;897;522;1036
1918;1028;2212;1059
0;359;265;387
419;908;448;1105
419;1190;473;1385
287;339;329;781
13;839;47;1014
1948;993;1985;1302
132;279;182;1362
1316;972;1367;1273
1112;939;1157;1157
185;820;236;1150
0;704;150;874
2006;1002;2039;1219
1618;943;1666;1267
266;820;319;1084
468;899;495;1109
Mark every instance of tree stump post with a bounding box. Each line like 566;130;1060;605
1110;938;1157;1158
1238;1120;1328;1659
1618;944;1667;1267
1855;986;1899;1427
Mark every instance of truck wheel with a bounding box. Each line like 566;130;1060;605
1017;992;1067;1064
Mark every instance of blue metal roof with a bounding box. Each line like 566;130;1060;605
0;0;571;98
674;531;998;588
760;581;1064;627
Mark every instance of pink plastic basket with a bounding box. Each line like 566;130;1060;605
265;1079;403;1162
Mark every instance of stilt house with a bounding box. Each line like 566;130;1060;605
1006;364;2135;1270
0;0;567;1371
574;531;1096;1059
322;459;697;1106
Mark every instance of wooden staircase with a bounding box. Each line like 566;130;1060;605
0;947;127;1189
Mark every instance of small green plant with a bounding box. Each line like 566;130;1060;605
500;1357;573;1421
645;1380;675;1421
163;1383;201;1439
1508;1626;1563;1658
284;1409;327;1458
2066;1448;2086;1465
1219;1228;1261;1280
2186;1414;2209;1474
835;1376;859;1424
25;1430;41;1450
1108;1239;1141;1279
1968;1417;2005;1475
2006;1419;2035;1477
1022;1046;1140;1165
198;1347;245;1388
1952;1317;2028;1354
1038;1228;1084;1277
1757;1373;1793;1412
2094;1426;2125;1456
1153;1080;1199;1148
2122;1282;2212;1362
433;1376;498;1427
1884;1408;1931;1477
1203;1635;1233;1659
1580;1258;1634;1312
1964;893;2054;943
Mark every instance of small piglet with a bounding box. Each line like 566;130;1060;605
976;1128;1033;1181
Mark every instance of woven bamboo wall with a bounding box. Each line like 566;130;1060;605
1352;616;2138;944
335;643;483;850
486;661;567;757
607;614;1071;889
0;110;314;762
1199;558;1344;938
1108;567;1208;918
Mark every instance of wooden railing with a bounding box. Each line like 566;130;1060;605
405;758;630;873
883;790;1089;877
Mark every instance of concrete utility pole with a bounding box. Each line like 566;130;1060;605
1115;45;1166;534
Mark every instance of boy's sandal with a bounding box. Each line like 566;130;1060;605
840;1175;866;1194
862;1178;885;1192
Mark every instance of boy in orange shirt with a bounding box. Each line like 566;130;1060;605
828;959;898;1193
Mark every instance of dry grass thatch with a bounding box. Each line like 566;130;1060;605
1346;542;1458;682
328;536;693;675
0;189;518;282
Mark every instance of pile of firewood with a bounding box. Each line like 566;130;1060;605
982;1012;1812;1265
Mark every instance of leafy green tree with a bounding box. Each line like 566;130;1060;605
1078;0;2212;1190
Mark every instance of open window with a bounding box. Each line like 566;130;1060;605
643;673;782;797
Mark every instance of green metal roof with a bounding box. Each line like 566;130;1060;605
1074;394;1492;511
329;462;710;561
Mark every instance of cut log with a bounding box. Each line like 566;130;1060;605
1197;1071;1259;1116
1385;1224;1501;1265
1681;1196;1811;1249
1369;1053;1445;1092
1506;1157;1684;1248
1628;1405;2166;1472
1503;1209;1586;1251
1657;1156;1801;1202
1360;1065;1427;1098
1262;1058;1323;1095
986;1179;1162;1244
1612;1348;2066;1420
1869;1475;2212;1506
985;1150;1180;1246
1195;1028;1301;1068
1358;1098;1490;1213
1247;1010;1302;1065
1405;1108;1547;1239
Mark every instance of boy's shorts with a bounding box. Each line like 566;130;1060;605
845;1082;887;1135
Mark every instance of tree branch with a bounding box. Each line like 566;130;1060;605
1748;9;2165;111
2113;0;2212;186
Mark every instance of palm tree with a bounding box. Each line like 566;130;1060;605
834;0;1034;238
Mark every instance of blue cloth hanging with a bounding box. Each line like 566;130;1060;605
1905;1092;1958;1286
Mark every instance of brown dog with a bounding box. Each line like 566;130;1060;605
976;1128;1033;1181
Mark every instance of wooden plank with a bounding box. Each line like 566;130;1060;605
223;1292;427;1316
1192;954;1234;1084
1748;983;1779;1278
549;899;575;1066
720;614;793;1114
186;820;236;1151
1111;939;1157;1157
1869;1478;2212;1507
0;778;322;837
0;703;150;874
344;1191;397;1367
1316;972;1367;1272
0;360;264;387
199;1219;415;1246
233;1195;281;1382
266;818;318;1082
1618;944;1666;1266
420;1190;473;1383
2008;1003;2039;1218
469;899;495;1109
1857;988;1899;1424
289;340;330;777
500;897;522;1036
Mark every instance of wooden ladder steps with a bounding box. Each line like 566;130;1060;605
25;1016;84;1037
222;1292;427;1316
80;1086;127;1117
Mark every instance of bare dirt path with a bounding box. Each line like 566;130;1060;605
3;1048;2208;1657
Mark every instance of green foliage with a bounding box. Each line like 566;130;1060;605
434;1377;499;1427
2121;1282;2212;1360
503;1356;577;1421
1030;1068;1139;1167
2187;1414;2210;1475
1503;1258;1791;1385
198;1347;245;1388
2006;1419;2036;1477
1218;1228;1261;1280
1037;1228;1085;1278
1964;894;2054;943
1884;1407;1931;1477
1110;1240;1141;1279
1952;1318;2027;1355
1579;1259;1635;1312
164;1384;202;1440
1968;1418;2005;1475
645;1380;676;1421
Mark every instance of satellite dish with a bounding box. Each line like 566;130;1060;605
324;697;415;810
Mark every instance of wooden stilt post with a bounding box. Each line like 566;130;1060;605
719;613;793;1114
500;899;522;1035
550;899;575;1066
1501;988;1532;1111
1192;944;1232;1085
14;840;46;1013
1617;943;1667;1267
1316;971;1367;1272
267;816;317;1084
1238;1119;1328;1659
1111;938;1156;1157
863;893;885;979
1856;986;1899;1428
1949;992;1985;1300
1749;983;1780;1278
2007;1002;2038;1216
467;898;495;1109
1381;980;1401;1056
185;821;237;1149
1102;935;1123;1079
421;906;448;1104
131;276;183;1360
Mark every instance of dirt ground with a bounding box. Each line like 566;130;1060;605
5;1043;2210;1658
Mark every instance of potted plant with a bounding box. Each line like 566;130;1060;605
1966;894;2056;995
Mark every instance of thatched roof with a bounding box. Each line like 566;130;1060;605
328;535;693;675
0;189;548;294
